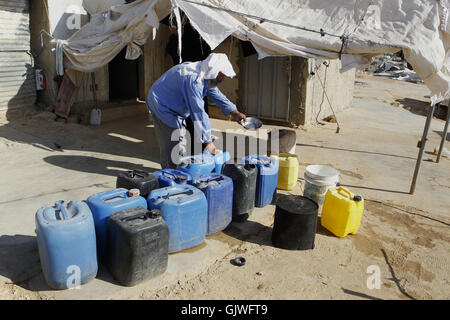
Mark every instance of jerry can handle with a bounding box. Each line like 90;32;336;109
121;212;148;222
99;189;131;203
161;171;176;179
337;187;352;199
257;158;272;167
167;189;194;198
130;170;146;179
55;200;69;220
162;171;187;181
120;208;160;222
151;188;194;204
206;175;224;184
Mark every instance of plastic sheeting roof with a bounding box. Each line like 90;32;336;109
64;0;449;103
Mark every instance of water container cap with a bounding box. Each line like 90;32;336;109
128;189;140;197
148;210;161;219
353;195;362;202
231;257;246;267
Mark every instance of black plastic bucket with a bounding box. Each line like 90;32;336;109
271;195;319;250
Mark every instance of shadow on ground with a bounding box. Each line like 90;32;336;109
43;155;159;177
394;98;447;120
222;219;274;248
0;235;43;290
433;130;449;142
0;113;162;172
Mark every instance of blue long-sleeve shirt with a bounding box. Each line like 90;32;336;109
146;63;237;143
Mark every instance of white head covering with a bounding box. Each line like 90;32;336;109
179;53;236;82
199;53;236;80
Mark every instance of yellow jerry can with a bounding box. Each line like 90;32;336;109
271;153;299;191
320;187;364;237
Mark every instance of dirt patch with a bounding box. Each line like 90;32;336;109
405;261;436;282
365;201;450;243
339;169;364;180
349;233;384;258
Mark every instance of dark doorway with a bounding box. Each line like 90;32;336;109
109;47;139;101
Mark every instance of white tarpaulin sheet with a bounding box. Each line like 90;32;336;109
82;0;126;15
61;0;170;72
62;0;450;103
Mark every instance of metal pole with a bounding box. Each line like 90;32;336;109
410;103;436;194
436;100;450;163
91;72;97;109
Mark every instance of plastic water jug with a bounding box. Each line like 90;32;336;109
244;155;279;207
148;185;207;253
90;108;101;125
106;207;169;286
190;173;233;235
208;150;231;174
86;188;147;261
35;200;98;289
271;153;299;191
116;169;159;198
272;195;318;250
222;163;257;222
153;169;192;187
321;187;364;237
178;154;215;177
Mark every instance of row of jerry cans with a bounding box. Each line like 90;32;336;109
34;167;233;289
34;153;279;290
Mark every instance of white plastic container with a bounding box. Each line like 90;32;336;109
303;165;340;210
90;108;102;125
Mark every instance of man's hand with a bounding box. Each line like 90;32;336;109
230;110;247;123
206;142;217;155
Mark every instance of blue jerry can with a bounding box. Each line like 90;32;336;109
35;200;97;289
213;151;231;174
244;155;279;207
190;173;233;235
86;188;147;261
153;169;192;187
147;184;207;253
178;154;215;177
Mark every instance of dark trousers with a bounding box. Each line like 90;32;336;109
184;97;209;155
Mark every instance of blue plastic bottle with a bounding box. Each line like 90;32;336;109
190;173;233;235
178;154;215;177
86;188;147;261
244;155;279;207
35;200;98;289
212;151;231;174
148;185;207;253
153;169;192;187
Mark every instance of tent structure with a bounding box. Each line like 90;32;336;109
61;0;449;194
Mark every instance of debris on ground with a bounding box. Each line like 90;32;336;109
323;115;337;123
363;52;423;84
230;257;246;267
433;146;449;158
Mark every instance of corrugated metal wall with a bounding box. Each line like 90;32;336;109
0;0;36;111
243;55;291;123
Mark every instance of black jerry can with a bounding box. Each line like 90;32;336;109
116;170;159;198
222;163;257;222
106;207;169;286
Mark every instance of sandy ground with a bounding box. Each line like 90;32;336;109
0;74;449;300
